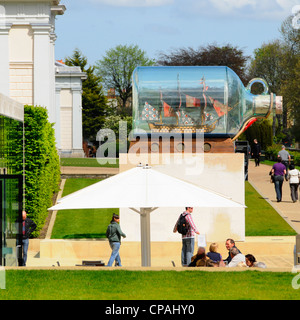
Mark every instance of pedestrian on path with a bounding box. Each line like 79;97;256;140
106;214;126;267
271;157;286;202
288;164;300;203
278;145;291;181
19;211;37;266
251;139;261;167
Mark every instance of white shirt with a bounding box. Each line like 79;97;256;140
227;253;246;267
288;169;300;184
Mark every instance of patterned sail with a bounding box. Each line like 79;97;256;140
141;102;159;121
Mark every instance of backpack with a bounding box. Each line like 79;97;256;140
177;213;188;235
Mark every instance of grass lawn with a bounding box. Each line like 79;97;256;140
51;178;118;239
1;270;300;300
60;157;119;168
245;181;296;236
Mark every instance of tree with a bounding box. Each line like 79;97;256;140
65;49;109;143
279;15;300;142
281;58;300;141
95;44;155;116
248;15;300;142
157;44;250;85
248;40;287;136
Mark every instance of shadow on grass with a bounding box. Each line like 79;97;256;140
62;233;107;239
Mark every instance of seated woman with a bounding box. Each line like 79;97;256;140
188;247;216;267
245;254;267;268
207;243;223;263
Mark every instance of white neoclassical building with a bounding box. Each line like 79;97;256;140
0;0;85;157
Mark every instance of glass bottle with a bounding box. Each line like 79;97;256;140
132;66;282;138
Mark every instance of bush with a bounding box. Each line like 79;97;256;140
11;106;61;237
265;144;282;161
265;144;300;166
243;119;273;150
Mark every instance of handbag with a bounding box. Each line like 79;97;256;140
269;170;274;183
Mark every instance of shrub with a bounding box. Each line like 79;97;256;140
11;106;61;237
265;144;282;161
243;119;273;150
265;144;300;166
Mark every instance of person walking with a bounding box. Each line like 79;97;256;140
288;164;300;203
271;157;286;202
278;145;291;180
20;211;37;266
251;139;261;167
106;214;126;267
173;207;200;266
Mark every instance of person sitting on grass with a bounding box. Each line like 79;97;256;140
223;238;241;264
227;247;246;267
207;242;225;267
245;254;267;268
188;247;216;267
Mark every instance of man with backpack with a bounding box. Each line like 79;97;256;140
173;207;200;266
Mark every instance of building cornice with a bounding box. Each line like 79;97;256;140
0;1;62;5
51;5;66;15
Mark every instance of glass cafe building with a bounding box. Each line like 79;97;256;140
0;93;24;266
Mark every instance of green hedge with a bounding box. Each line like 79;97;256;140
241;119;273;150
11;106;61;237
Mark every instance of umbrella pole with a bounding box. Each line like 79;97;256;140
140;208;151;267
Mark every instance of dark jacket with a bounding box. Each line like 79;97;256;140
22;218;37;239
106;221;126;243
251;143;261;156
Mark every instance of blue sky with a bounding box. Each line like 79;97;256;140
55;0;299;66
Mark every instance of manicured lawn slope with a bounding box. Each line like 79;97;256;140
245;182;296;236
51;178;118;239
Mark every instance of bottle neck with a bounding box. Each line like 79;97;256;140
253;93;275;118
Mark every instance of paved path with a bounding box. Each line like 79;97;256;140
248;160;300;234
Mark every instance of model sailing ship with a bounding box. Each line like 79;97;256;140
140;77;231;133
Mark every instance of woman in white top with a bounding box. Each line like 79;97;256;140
288;164;300;202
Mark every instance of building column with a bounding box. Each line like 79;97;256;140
72;88;84;155
55;88;61;149
0;24;12;96
31;23;54;121
50;32;57;141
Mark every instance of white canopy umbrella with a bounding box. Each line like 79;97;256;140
49;164;245;266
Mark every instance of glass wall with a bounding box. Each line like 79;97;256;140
0;115;24;266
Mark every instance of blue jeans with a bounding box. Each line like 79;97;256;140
107;242;122;267
181;238;194;266
22;238;29;266
274;175;284;201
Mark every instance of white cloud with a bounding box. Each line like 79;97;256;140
210;0;256;12
277;0;300;10
177;0;298;20
88;0;174;7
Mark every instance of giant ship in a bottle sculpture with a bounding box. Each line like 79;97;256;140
131;66;282;152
